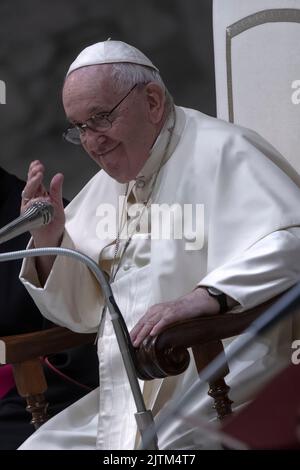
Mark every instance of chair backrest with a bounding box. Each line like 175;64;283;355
213;0;300;342
213;0;300;173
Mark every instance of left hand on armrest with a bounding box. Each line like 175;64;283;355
130;287;227;348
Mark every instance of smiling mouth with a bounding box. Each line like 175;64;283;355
97;143;120;157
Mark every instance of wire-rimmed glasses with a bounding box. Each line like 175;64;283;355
63;83;138;145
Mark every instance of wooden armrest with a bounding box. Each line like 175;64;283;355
0;327;96;428
0;327;96;364
135;296;279;380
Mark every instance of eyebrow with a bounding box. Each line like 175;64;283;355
88;105;109;115
67;106;109;126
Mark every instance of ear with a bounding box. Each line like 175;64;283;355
144;82;166;124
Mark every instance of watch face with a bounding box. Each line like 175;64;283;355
207;286;223;296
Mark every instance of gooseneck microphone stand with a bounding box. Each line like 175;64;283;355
0;203;158;450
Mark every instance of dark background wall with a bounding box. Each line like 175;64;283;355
0;0;215;200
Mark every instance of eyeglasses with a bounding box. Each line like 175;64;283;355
63;83;138;145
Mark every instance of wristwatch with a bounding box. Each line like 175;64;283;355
206;287;228;313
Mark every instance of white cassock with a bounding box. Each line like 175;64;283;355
19;106;300;449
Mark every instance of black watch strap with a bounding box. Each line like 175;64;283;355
206;287;228;313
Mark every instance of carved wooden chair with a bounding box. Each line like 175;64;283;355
206;0;300;420
213;0;300;173
0;296;280;429
135;296;284;421
0;327;96;429
2;0;300;438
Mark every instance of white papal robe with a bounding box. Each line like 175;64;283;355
19;106;300;449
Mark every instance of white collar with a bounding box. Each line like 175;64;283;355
129;106;185;202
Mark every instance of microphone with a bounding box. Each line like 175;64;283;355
0;201;54;245
0;242;159;449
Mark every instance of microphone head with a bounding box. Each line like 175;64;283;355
0;200;55;245
24;201;54;225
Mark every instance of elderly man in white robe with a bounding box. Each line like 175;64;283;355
18;40;300;450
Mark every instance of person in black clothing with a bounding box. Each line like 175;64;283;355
0;167;99;449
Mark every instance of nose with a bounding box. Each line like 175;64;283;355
81;129;114;160
81;129;108;147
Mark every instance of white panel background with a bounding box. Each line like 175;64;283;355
213;0;300;172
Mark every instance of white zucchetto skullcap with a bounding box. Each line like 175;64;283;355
66;40;159;77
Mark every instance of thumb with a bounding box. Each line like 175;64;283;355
49;173;64;205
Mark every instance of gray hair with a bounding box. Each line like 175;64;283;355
110;63;173;114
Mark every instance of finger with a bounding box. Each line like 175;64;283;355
130;317;147;344
28;160;41;174
21;195;49;212
133;305;184;346
49;173;64;206
132;321;156;348
23;171;44;199
130;320;143;342
26;161;46;196
149;317;173;337
131;311;163;347
29;159;42;168
149;306;202;338
28;161;45;179
130;313;154;342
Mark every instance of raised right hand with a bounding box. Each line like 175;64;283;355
21;160;65;248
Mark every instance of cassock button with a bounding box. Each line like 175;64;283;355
123;264;131;271
136;178;146;188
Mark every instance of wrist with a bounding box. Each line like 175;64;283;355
205;286;228;313
190;287;221;315
33;231;64;249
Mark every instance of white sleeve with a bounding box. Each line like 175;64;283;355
19;229;104;333
199;227;300;312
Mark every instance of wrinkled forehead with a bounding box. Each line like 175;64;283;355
62;65;116;119
64;64;113;94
